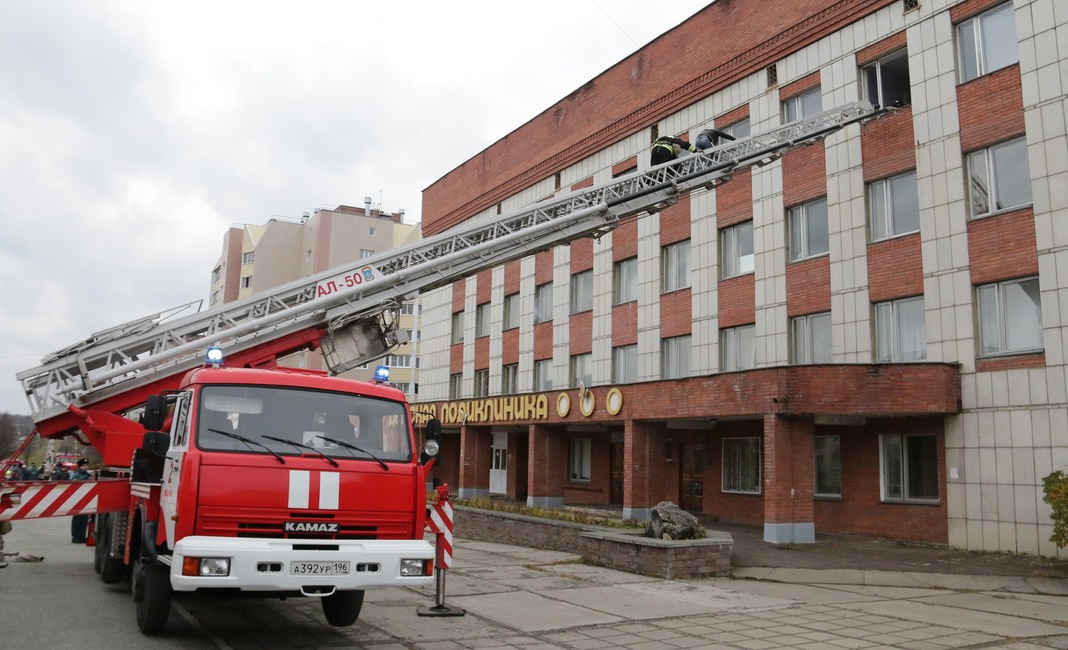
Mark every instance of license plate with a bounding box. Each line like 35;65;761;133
290;561;350;575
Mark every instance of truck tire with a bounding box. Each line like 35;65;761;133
96;513;126;584
321;590;365;626
133;559;172;635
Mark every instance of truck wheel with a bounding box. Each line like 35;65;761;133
321;590;365;626
97;514;126;585
133;559;172;635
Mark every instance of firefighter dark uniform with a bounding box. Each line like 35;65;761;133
650;136;696;166
695;127;737;151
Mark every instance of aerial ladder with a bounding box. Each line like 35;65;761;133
16;100;886;456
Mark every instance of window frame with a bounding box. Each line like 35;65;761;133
660;239;691;293
722;437;762;495
448;373;463;400
450;311;464;345
976;276;1043;357
814;435;842;498
880;433;939;503
721;324;756;371
501;363;519;394
791;312;832;364
782;88;822;123
569;353;592;389
874;296;927;362
957;2;1019;84
721;221;754;279
862;48;911;108
788;198;829;262
570;270;593;314
660;335;692;380
473;368;490;398
569;438;592;482
613;257;638;305
967;137;1032;219
534;282;554;324
533;359;553;392
869;171;920;241
612;344;637;384
475;302;491;338
503;293;520;330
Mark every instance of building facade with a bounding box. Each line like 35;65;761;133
414;0;1068;556
210;204;424;393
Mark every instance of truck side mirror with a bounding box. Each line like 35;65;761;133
142;394;168;432
420;418;442;466
142;430;171;458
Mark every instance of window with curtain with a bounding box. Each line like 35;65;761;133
875;296;926;362
977;276;1043;355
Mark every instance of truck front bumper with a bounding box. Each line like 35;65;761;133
168;536;435;593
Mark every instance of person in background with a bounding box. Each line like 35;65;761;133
69;459;92;544
695;126;736;151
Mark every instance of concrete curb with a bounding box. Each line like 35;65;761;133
731;566;1068;595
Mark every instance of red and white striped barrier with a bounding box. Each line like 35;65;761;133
426;496;454;569
0;480;130;521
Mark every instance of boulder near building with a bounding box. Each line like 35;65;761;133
414;0;1068;556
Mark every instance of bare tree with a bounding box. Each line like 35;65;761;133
0;413;20;459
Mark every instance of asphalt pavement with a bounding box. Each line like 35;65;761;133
3;516;1068;649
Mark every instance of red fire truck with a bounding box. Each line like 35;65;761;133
0;101;882;635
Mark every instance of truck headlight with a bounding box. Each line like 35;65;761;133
400;558;432;577
183;556;230;577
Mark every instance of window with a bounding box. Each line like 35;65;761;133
721;325;755;371
723;118;751;140
612;344;637;384
534;282;553;323
241;251;254;264
240;276;251;289
791;312;832;364
875;296;926;362
533;359;553;392
570;353;592;388
400;302;419;315
788;198;829;261
502;363;519;394
814;436;841;497
476;302;491;338
782;88;821;122
661;240;691;293
613;258;638;304
722;437;761;494
570;270;593;314
977;277;1042;356
211;266;222;282
210;290;220;306
967;138;1031;218
403;329;420;343
385;354;411;367
368;227;376;236
448;373;462;400
721;221;754;278
503;293;520;330
862;49;911;108
870;171;920;240
569;438;592;482
450;312;464;344
473;368;489;398
359;249;374;259
958;3;1019;84
881;433;938;502
661;335;691;379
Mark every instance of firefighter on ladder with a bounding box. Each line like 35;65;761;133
650;135;696;165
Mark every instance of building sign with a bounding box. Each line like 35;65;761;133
412;388;624;426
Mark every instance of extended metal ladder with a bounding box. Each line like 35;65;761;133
18;101;884;427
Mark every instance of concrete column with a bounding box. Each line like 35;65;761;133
457;424;490;500
762;414;816;543
526;424;565;509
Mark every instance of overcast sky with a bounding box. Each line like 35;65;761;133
0;1;709;417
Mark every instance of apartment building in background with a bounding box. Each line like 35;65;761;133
210;203;423;393
412;0;1068;557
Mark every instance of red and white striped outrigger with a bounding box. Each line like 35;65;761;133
0;479;130;521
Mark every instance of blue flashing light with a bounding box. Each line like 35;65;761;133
373;365;390;383
205;346;224;366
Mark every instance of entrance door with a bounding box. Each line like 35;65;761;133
489;432;508;494
679;444;705;513
609;442;624;504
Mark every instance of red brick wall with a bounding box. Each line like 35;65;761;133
786;256;830;316
867;233;923;303
958;66;1025;152
423;0;897;236
570;238;593;272
533;322;553;360
782;145;827;206
570;311;592;355
452;282;465;311
535;250;553;284
862;108;917;181
476;271;491;303
719;274;756;328
475;336;489;370
450;343;462;374
967;210;1038;285
659;201;691;245
660;290;692;338
612;219;638;260
716;169;753;226
502;328;519;366
504;261;520;294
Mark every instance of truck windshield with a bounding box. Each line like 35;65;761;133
196;385;412;463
